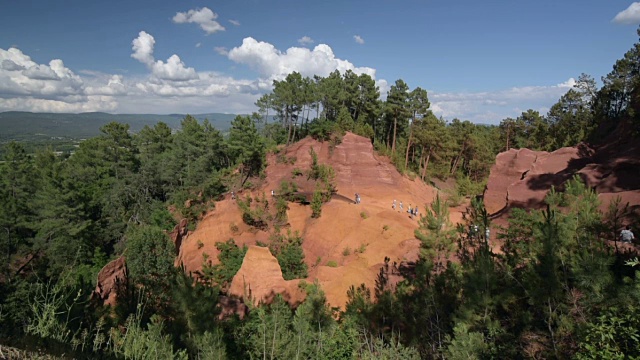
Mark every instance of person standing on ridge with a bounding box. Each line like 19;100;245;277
621;225;635;243
399;201;403;211
392;199;396;209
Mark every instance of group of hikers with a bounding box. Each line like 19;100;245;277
391;199;419;219
468;224;491;241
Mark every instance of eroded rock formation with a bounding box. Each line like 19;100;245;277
484;142;640;222
93;256;126;307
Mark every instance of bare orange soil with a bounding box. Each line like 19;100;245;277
176;133;449;308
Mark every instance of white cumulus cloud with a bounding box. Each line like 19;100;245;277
214;46;229;56
613;2;640;24
0;47;116;112
173;7;225;34
85;75;127;96
228;37;377;81
131;31;198;81
298;36;314;46
229;19;240;26
353;35;365;44
151;55;198;81
131;31;155;66
1;59;25;71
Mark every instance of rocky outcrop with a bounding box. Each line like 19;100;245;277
169;218;189;255
228;246;305;306
177;132;443;309
484;142;640;222
93;256;126;307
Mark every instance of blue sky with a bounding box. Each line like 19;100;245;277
1;0;639;123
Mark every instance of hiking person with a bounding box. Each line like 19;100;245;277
400;201;403;211
271;190;275;196
392;199;396;209
231;191;236;200
621;225;635;243
414;206;419;219
485;227;491;242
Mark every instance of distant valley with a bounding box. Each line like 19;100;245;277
0;111;242;141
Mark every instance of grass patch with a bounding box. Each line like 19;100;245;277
291;168;303;177
342;247;352;256
326;260;338;268
355;243;367;254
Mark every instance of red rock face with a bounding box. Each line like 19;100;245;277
169;218;189;255
176;132;454;309
484;141;640;223
93;256;126;307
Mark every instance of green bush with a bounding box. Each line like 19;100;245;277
242;180;254;190
275;196;289;224
236;194;271;230
456;175;485;197
353;120;374;139
326;260;338;268
356;244;367;254
309;118;341;141
291;168;303;177
311;188;323;218
200;239;247;290
268;230;308;280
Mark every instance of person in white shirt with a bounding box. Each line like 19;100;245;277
620;225;635;243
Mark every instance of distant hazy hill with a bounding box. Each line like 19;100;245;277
0;111;240;141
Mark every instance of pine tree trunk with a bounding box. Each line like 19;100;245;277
418;145;425;179
392;115;398;154
404;123;413;171
386;123;391;148
450;143;465;175
286;108;293;146
421;151;431;181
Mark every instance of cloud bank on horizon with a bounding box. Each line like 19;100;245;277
0;4;628;123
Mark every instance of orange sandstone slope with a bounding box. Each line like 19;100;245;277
484;141;640;223
177;132;442;308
